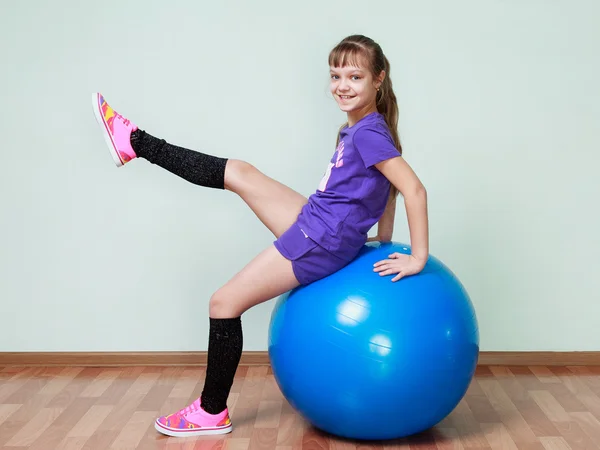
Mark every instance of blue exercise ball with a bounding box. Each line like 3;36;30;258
268;242;479;441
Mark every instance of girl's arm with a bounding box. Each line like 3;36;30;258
367;190;396;242
374;157;429;263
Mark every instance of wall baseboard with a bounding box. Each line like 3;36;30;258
0;351;598;367
477;352;599;366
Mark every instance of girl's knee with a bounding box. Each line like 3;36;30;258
209;290;225;317
209;289;241;318
224;159;256;191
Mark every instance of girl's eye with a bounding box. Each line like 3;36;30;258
330;75;361;81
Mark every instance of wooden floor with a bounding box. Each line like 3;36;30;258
0;365;599;449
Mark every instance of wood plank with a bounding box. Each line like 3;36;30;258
529;390;570;422
539;437;572;450
79;369;121;397
110;410;157;449
481;422;519;449
27;398;97;450
5;407;64;446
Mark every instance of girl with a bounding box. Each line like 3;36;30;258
92;34;429;437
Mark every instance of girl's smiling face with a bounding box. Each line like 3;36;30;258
330;63;383;120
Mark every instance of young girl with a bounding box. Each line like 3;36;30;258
92;34;428;437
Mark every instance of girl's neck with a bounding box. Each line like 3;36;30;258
347;105;379;128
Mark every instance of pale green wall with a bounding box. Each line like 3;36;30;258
1;0;598;352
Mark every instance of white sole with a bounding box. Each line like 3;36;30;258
154;420;232;437
91;92;124;167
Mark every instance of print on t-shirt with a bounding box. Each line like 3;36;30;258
318;140;344;192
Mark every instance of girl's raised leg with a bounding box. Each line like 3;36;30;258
224;160;307;238
92;93;308;239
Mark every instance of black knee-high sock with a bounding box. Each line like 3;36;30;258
201;317;243;414
130;129;228;189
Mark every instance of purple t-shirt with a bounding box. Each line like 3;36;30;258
296;112;401;259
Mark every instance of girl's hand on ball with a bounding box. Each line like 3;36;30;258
373;253;426;282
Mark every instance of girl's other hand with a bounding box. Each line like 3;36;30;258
373;253;426;282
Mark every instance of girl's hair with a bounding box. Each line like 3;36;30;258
329;35;402;199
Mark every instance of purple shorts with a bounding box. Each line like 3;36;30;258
274;223;351;285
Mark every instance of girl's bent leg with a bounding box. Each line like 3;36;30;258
209;244;300;318
201;245;299;416
155;246;299;437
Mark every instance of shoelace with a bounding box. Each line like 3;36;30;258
179;400;201;416
115;113;130;126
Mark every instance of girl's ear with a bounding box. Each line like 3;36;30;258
376;70;386;89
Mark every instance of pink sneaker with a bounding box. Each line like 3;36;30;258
91;93;138;167
154;397;233;437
